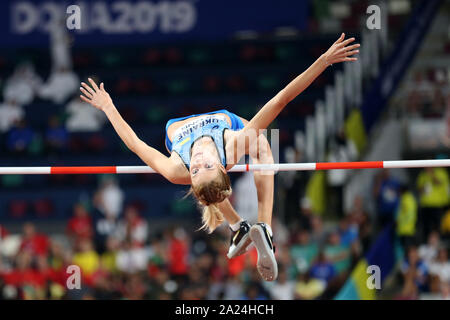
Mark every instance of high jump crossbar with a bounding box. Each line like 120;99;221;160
0;159;449;175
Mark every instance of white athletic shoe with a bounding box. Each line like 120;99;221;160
227;220;253;259
249;223;278;282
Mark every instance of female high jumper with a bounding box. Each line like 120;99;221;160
80;33;359;281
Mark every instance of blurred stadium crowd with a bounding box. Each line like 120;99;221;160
0;181;369;300
1;161;450;300
1;0;450;300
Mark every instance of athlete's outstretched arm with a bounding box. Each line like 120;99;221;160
80;78;185;184
242;33;359;134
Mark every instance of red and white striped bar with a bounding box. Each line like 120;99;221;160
0;159;449;175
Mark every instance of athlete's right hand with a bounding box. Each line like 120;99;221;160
80;78;114;112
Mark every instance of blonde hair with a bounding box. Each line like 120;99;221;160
189;169;232;233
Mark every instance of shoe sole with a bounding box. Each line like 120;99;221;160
250;225;278;281
227;233;252;259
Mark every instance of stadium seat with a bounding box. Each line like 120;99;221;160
142;48;162;65
32;198;55;218
1;174;24;188
187;48;211;65
8;200;29;219
203;76;222;93
165;47;184;65
101;52;122;68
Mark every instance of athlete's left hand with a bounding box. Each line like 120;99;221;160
322;33;360;66
80;78;114;112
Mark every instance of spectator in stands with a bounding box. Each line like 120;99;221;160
115;205;148;247
428;247;450;288
167;227;189;281
324;231;351;277
178;286;197;300
123;273;148;300
294;271;326;300
223;274;244;300
194;283;211;301
241;282;269;300
39;67;79;104
147;269;173;299
89;261;119;300
338;217;361;268
210;255;228;286
395;185;418;248
147;235;168;275
395;272;419;300
66;203;93;242
45;115;69;153
65;95;106;132
48;240;71;275
310;215;327;246
0;99;24;133
6;119;35;154
373;169;401;229
3;251;36;299
100;236;120;275
347;195;372;252
400;245;429;293
268;267;295;300
309;251;337;285
3;62;42;106
196;252;214;276
92;191;120;254
406;71;434;116
95;177;124;220
290;230;319;275
185;263;206;290
72;238;100;284
338;216;359;247
34;255;55;295
115;239;149;274
418;231;441;266
416;167;450;241
19;223;49;257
